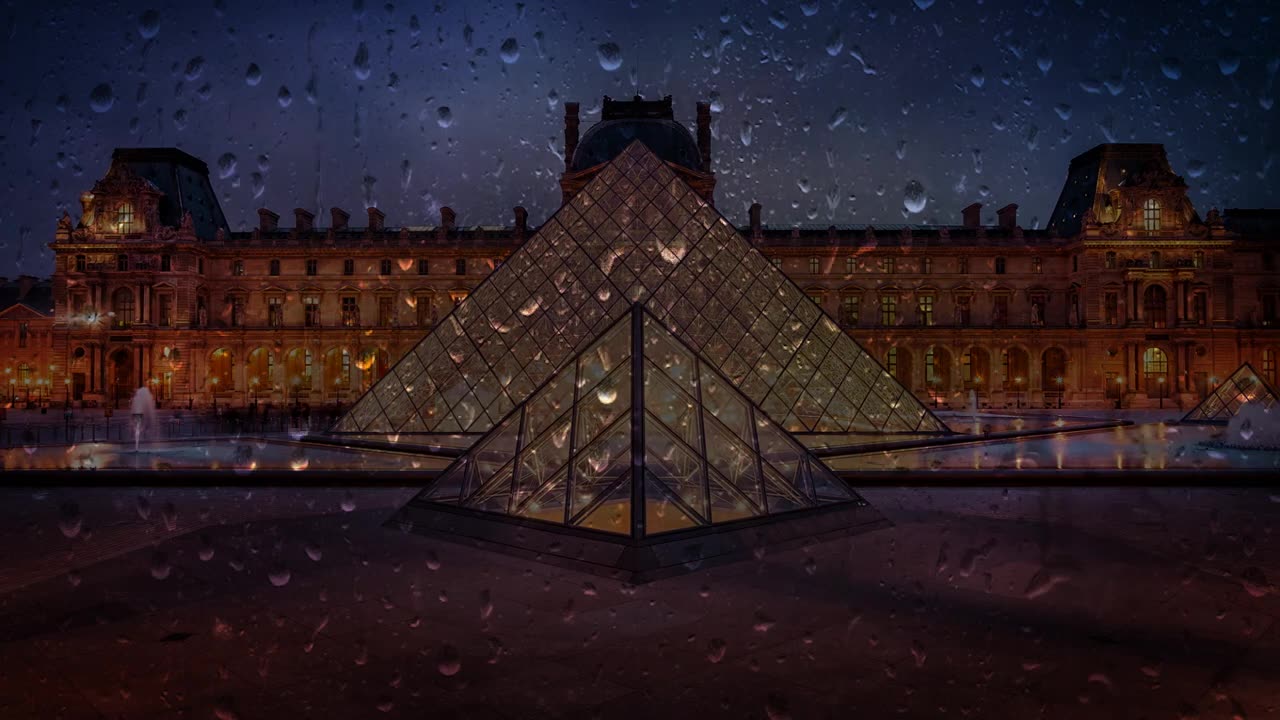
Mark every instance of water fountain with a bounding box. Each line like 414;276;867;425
129;386;157;453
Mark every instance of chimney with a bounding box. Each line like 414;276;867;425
367;206;385;232
749;202;762;241
696;101;712;171
996;203;1018;230
513;206;528;240
294;208;315;232
962;202;982;228
257;208;279;233
438;206;456;243
564;102;580;171
330;207;350;231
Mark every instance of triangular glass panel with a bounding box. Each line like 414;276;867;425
1182;363;1280;423
644;470;701;535
574;473;632;536
515;469;567;524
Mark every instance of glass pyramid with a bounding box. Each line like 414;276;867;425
1182;363;1280;423
335;140;944;436
409;305;864;537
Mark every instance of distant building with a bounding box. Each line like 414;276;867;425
21;97;1279;411
0;276;55;406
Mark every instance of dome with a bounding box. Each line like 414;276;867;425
570;118;704;173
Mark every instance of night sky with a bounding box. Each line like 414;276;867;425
0;0;1276;277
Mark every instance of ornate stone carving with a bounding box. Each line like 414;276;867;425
56;211;73;238
179;211;195;236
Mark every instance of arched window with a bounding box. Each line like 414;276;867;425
111;287;134;328
1143;198;1161;231
116;202;135;233
1143;347;1169;398
209;349;233;392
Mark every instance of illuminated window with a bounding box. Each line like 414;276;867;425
269;258;280;276
1193;251;1204;269
341;349;352;386
449;290;468;306
267;297;283;328
845;256;856;274
1105;251;1117;269
418;258;430;275
1032;256;1042;274
304;296;320;327
343;259;355;276
112;287;134;327
1263;349;1277;385
808;292;824;308
209;349;233;391
455;258;467;275
232;259;244;276
380;258;393;275
1143;285;1168;328
809;257;820;274
994;256;1006;274
116;203;134;233
1143;347;1168;375
918;294;934;326
883;257;896;274
840;295;859;327
1143;198;1161;231
229;296;245;327
306;259;318;276
886;348;898;376
772;257;783;269
880;295;897;326
341;296;359;327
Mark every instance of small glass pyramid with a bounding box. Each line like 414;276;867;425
1182;362;1280;423
335;140;944;437
410;305;862;537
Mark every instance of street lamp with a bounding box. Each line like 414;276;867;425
1157;375;1166;409
1015;376;1024;409
1055;376;1064;409
211;375;220;410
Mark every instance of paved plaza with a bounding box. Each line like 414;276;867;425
0;483;1277;719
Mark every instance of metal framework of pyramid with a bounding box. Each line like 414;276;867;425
387;305;888;581
1181;362;1280;424
335;140;945;437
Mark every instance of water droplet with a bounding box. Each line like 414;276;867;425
268;564;291;587
596;387;617;405
277;86;292;108
138;9;160;39
912;0;935;9
824;29;843;56
183;56;205;81
425;550;441;570
150;551;172;580
597;42;623;71
739;121;753;146
58;502;82;539
706;638;727;663
89;84;114;113
244;64;262;86
827;107;847;131
1161;58;1183;80
969;65;985;88
436;644;461;676
499;37;520;64
305;543;323;562
1218;53;1241;76
436;106;453;128
340;491;357;512
353;42;371;80
217;153;237;179
903;180;927;214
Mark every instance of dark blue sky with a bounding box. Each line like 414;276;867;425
1;0;1276;276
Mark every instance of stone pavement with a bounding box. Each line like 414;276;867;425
0;485;1277;719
